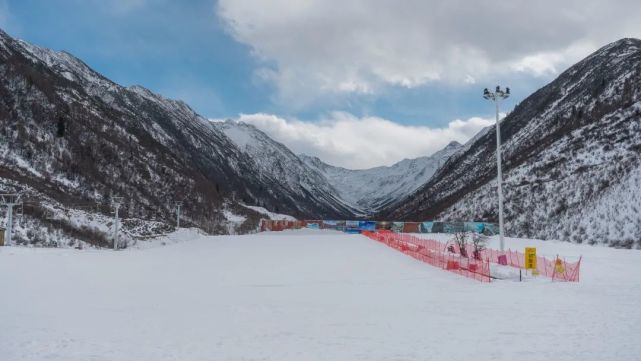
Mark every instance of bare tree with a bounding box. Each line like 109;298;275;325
472;233;488;260
452;232;469;258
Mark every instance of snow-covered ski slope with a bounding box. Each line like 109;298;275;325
1;229;640;361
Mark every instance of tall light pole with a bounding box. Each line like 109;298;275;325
483;86;510;252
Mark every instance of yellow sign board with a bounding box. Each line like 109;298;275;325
525;247;537;270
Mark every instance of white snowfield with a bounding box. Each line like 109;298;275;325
1;229;640;361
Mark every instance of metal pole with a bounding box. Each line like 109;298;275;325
495;100;506;252
114;205;119;250
6;203;13;246
176;203;181;229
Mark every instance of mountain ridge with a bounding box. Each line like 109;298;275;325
214;119;464;216
299;140;463;214
380;37;641;247
0;28;355;245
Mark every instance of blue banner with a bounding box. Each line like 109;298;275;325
345;220;360;233
483;223;500;235
443;222;464;233
358;221;376;231
464;222;485;233
420;222;433;233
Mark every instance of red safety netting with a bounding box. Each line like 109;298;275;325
363;231;581;283
361;231;492;283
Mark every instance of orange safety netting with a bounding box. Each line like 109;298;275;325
361;231;492;283
364;231;581;282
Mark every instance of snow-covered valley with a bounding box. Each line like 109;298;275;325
299;141;463;214
1;229;640;361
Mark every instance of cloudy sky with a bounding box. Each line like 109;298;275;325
2;0;641;168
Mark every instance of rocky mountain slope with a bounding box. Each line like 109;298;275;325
300;141;462;214
0;29;354;245
213;119;463;216
212;120;356;216
380;38;641;247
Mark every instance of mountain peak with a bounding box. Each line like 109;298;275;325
580;37;641;66
445;140;462;148
608;37;641;48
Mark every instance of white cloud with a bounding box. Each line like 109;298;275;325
509;41;595;76
217;0;641;107
230;112;495;169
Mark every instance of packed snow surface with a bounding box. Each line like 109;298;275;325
1;230;640;361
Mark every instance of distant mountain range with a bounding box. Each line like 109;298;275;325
299;141;462;215
213;118;464;216
1;27;639;247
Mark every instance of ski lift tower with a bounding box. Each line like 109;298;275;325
0;194;21;246
112;197;124;250
175;201;183;229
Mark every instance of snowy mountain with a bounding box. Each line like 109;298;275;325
212;120;463;216
300;141;463;214
381;38;641;247
211;120;356;216
0;29;354;245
